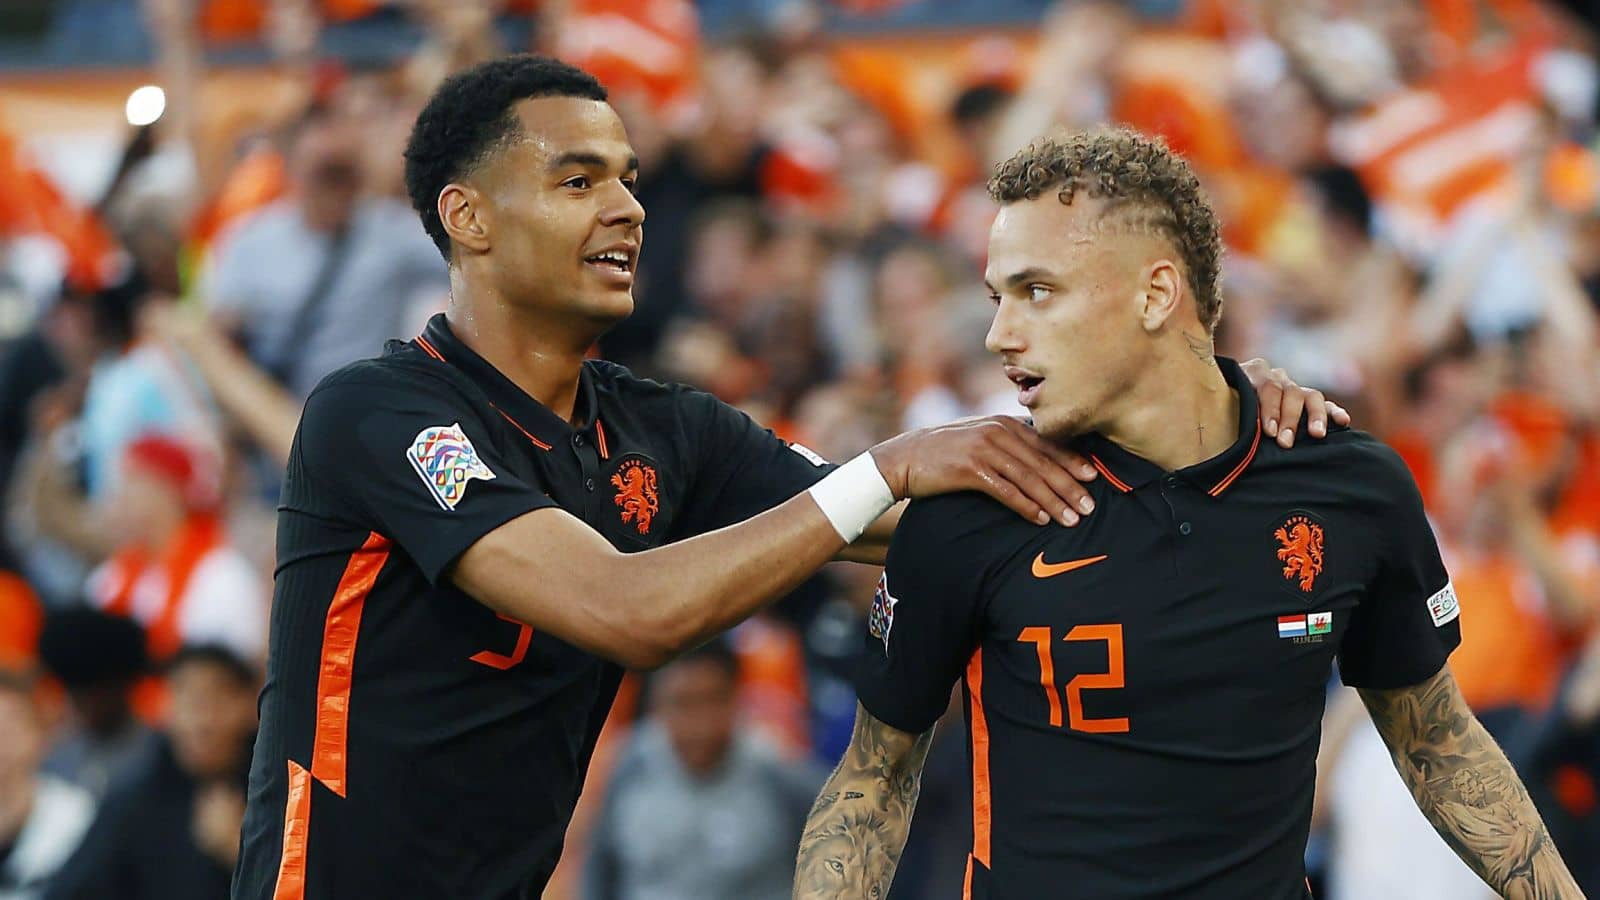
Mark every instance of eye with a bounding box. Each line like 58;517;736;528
621;176;638;194
987;292;1001;306
562;175;591;190
1029;284;1052;302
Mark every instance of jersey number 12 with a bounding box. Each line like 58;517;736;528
1017;624;1129;733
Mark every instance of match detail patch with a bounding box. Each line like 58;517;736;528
1426;582;1460;627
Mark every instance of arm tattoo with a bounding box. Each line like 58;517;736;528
794;704;935;900
1359;668;1584;900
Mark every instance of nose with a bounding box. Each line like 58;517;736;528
601;181;646;228
985;298;1026;356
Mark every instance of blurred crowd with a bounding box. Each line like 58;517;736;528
2;0;1600;898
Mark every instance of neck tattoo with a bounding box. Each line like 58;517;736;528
1183;331;1215;363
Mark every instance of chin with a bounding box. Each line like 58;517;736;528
581;290;635;324
1029;405;1089;443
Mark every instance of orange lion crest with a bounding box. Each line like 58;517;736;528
611;460;659;535
1275;515;1325;592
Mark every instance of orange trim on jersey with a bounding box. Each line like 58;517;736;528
415;335;445;361
966;648;991;867
494;407;554;451
310;531;391;798
272;759;312;900
963;854;975;900
1089;455;1133;493
1208;421;1261;497
594;419;610;460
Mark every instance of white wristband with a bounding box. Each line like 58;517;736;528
807;452;897;543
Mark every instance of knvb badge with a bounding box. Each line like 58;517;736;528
1278;611;1333;643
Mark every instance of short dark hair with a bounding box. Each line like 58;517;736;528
951;82;1013;127
988;128;1225;333
37;608;148;688
404;54;608;261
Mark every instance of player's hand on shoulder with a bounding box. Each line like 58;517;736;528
870;416;1100;527
1240;357;1351;448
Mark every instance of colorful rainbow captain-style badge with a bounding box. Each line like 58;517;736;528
408;423;496;510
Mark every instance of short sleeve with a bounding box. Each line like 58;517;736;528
1338;446;1462;689
671;388;835;536
292;368;557;583
853;495;988;734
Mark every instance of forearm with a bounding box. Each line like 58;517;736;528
1362;671;1585;899
458;491;850;668
794;708;933;899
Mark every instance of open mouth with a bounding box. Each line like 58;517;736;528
583;247;636;280
1005;367;1045;406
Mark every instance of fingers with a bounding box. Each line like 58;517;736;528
1326;400;1350;426
1274;376;1307;449
982;421;1094;525
1301;389;1330;440
1256;372;1286;438
973;467;1052;526
1002;418;1100;485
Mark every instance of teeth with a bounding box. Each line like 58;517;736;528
588;251;629;265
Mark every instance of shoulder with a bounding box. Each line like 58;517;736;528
1258;427;1424;511
305;353;476;415
1264;427;1414;482
896;492;1024;551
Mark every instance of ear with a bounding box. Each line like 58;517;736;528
438;183;491;256
1139;259;1184;332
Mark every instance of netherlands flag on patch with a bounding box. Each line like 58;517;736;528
1277;615;1308;638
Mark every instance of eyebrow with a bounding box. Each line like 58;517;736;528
985;267;1056;291
547;151;640;174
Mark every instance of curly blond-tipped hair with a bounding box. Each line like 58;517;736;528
987;128;1224;333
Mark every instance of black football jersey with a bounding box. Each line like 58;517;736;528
857;357;1459;900
233;314;832;900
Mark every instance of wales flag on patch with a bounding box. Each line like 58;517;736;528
1308;611;1332;635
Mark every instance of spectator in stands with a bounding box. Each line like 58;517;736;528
0;670;95;900
85;434;265;666
45;644;258;900
204;101;448;400
1516;630;1600;894
582;640;822;900
35;609;154;800
76;268;218;506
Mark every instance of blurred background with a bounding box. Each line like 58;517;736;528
1;1;1598;898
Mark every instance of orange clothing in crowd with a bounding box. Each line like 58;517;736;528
0;128;121;291
1444;546;1565;712
0;572;42;669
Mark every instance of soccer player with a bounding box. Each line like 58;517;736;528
230;57;1341;899
795;129;1585;900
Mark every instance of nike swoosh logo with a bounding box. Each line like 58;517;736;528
1031;553;1109;578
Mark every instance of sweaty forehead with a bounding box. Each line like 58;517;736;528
508;96;633;166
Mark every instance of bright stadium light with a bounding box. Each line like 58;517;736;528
125;85;166;127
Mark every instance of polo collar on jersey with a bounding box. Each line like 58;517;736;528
414;313;599;450
1070;356;1262;497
